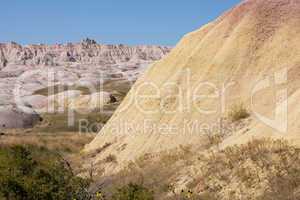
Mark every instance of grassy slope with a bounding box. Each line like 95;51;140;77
87;139;300;200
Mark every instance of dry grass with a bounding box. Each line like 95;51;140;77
89;139;300;200
192;139;300;200
34;111;113;133
104;154;117;163
0;130;95;154
90;146;197;200
85;142;113;159
228;103;250;122
205;132;225;149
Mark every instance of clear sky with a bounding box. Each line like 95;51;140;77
0;0;241;46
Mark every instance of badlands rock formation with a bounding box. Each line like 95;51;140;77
0;106;42;129
86;0;300;166
0;39;171;128
0;39;170;67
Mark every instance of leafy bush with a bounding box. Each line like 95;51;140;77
0;145;91;200
112;183;154;200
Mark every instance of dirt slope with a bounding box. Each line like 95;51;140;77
86;0;300;168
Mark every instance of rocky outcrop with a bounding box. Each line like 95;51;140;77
0;40;171;128
0;39;171;67
69;92;114;112
0;106;42;129
0;49;7;69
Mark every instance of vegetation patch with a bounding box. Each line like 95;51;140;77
34;110;113;133
112;183;154;200
0;145;91;200
193;139;300;200
89;139;300;200
0;132;95;154
104;154;117;163
228;103;250;122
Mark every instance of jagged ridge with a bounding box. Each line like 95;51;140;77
0;38;171;68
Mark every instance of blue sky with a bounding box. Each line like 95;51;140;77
0;0;241;46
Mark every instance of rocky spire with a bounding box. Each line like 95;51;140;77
0;50;7;69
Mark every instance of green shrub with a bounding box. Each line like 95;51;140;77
0;145;91;200
112;183;154;200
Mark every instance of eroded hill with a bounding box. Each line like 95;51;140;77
86;0;300;174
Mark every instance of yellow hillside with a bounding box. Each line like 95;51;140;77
85;0;300;167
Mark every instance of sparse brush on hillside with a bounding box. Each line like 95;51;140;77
112;183;154;200
104;154;117;163
228;103;250;122
89;139;300;200
193;139;300;200
90;146;198;200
